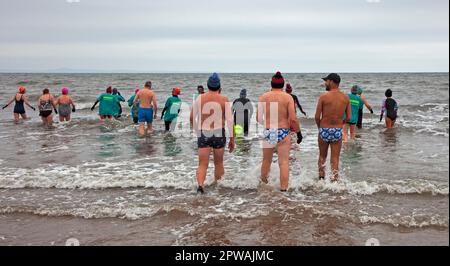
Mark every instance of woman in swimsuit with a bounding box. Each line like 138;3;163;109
55;87;76;122
380;89;399;129
38;88;57;126
2;87;35;122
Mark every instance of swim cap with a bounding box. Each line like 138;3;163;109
207;73;221;91
234;124;244;136
357;86;363;95
240;89;247;98
18;87;26;94
106;87;112;94
271;71;285;89
286;84;293;93
172;87;181;96
62;87;69;95
351;85;359;94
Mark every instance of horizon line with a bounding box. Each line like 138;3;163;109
0;71;448;74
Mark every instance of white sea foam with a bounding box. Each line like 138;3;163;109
0;160;447;196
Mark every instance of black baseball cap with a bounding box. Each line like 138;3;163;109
322;73;341;84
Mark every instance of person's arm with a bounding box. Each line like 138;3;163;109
345;99;352;124
70;98;76;112
91;100;99;111
22;96;35;111
256;96;264;125
152;94;158;119
54;97;60;108
2;96;15;110
361;95;373;113
51;96;58;114
225;97;235;153
294;95;306;116
314;96;323;128
161;99;169;119
190;96;200;129
289;97;300;133
132;93;140;107
288;97;302;144
248;100;254;118
380;100;386;122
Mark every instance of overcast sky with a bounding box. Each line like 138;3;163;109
0;0;448;72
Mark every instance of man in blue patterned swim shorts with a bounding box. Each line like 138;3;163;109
257;72;302;192
315;74;352;182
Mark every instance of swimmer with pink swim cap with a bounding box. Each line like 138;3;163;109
55;87;76;122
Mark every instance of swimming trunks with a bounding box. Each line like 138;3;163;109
197;128;227;149
319;128;343;143
58;104;71;117
13;94;25;114
263;128;290;145
138;107;154;124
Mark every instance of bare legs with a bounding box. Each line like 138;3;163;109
330;141;342;181
318;137;329;178
41;115;53;126
196;148;225;187
213;148;225;182
138;123;153;137
59;115;71;122
343;124;356;142
277;136;291;190
318;137;342;182
385;117;395;129
260;135;291;190
13;113;20;123
13;113;28;123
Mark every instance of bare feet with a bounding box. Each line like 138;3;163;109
260;176;269;184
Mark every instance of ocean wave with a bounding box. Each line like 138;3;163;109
0;161;447;196
358;214;448;228
0;204;446;229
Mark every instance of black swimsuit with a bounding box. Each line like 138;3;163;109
13;94;26;114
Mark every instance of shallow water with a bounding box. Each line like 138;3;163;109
0;73;448;246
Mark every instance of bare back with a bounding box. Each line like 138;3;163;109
194;92;231;131
57;95;73;105
258;90;299;131
138;89;156;108
315;90;350;128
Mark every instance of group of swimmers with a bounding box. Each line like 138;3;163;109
2;87;76;126
1;72;399;193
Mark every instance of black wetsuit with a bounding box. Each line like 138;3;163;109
357;109;364;129
232;98;253;135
